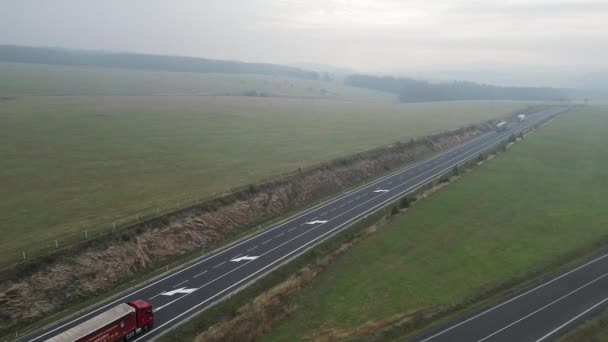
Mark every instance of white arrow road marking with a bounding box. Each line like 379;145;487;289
160;287;198;296
373;189;389;193
306;220;328;225
231;255;260;262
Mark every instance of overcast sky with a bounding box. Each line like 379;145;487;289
1;0;606;84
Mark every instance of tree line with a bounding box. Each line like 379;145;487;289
345;74;566;102
0;45;319;80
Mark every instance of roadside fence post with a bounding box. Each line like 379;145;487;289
136;214;139;223
55;240;58;248
22;250;26;260
84;231;88;239
113;222;116;231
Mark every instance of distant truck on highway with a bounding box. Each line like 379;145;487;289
496;121;507;131
518;114;526;121
48;300;154;342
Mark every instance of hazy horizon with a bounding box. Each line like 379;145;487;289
2;0;606;87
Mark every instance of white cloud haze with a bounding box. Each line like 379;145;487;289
1;0;606;85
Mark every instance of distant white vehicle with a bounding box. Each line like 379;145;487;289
496;121;507;131
517;114;526;121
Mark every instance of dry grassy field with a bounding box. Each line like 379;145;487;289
0;62;539;266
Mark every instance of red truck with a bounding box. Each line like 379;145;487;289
48;300;154;342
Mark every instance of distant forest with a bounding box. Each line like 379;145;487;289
0;45;319;80
345;74;567;102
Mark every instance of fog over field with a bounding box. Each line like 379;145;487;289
1;0;607;88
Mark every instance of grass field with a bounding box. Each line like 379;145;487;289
0;62;394;101
262;106;608;340
0;62;540;267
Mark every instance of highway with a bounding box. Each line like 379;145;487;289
410;249;608;342
25;105;570;342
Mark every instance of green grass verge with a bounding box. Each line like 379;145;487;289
559;307;608;342
0;61;540;267
261;106;608;340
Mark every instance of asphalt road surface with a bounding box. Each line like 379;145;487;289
410;249;608;342
25;105;571;342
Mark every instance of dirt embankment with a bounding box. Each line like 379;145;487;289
0;116;504;330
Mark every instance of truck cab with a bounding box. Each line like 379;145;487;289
128;299;154;333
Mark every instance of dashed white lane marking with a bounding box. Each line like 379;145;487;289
262;238;273;244
347;200;353;204
246;245;258;252
193;270;208;278
212;261;226;269
276;233;284;238
230;255;260;262
305;220;328;225
172;280;189;288
373;189;389;193
329;208;336;212
149;292;163;300
288;227;296;232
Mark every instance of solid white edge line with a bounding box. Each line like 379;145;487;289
477;272;608;341
535;296;608;342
